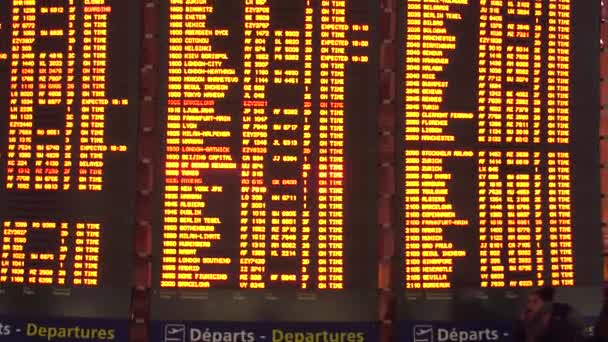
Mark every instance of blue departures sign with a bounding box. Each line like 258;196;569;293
397;319;597;342
0;316;128;341
151;322;377;342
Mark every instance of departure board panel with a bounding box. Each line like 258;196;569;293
0;0;139;316
400;0;601;290
154;0;377;293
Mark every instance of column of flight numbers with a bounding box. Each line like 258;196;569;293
477;0;512;287
162;0;237;288
6;1;36;190
503;151;542;287
477;0;544;144
33;3;76;191
479;151;543;288
506;0;542;144
478;150;504;287
477;0;503;144
24;222;67;285
239;0;270;289
0;221;64;285
477;0;544;142
8;3;71;191
35;47;63;192
239;3;309;289
0;221;27;283
505;151;544;287
30;2;68;191
483;1;544;288
268;30;301;286
479;151;534;288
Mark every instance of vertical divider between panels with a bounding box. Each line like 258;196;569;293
601;0;608;286
131;1;160;341
378;0;397;341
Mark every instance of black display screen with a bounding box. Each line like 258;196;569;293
151;0;379;321
398;0;602;291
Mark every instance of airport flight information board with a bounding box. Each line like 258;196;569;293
155;0;377;292
400;0;601;290
0;0;139;313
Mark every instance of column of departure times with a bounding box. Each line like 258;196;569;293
268;28;304;286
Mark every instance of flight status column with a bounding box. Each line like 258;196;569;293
546;0;574;286
547;0;570;145
402;0;585;289
79;4;129;191
0;0;139;305
546;152;574;286
158;0;375;291
318;0;350;290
